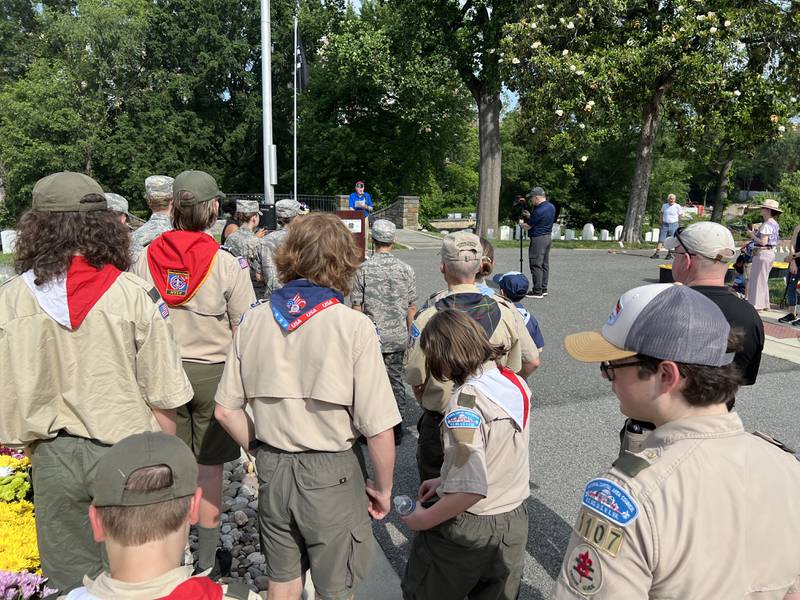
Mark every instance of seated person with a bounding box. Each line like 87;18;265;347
60;432;259;600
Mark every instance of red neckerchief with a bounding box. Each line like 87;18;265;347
147;231;219;306
66;256;122;328
154;576;223;600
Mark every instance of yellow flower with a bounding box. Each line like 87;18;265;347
0;500;41;572
0;456;30;472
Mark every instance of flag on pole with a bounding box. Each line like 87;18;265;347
295;26;309;92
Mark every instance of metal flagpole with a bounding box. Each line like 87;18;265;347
261;0;275;206
293;9;298;202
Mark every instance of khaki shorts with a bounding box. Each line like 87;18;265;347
179;361;240;465
255;444;374;600
402;503;528;600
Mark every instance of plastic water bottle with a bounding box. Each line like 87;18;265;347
393;495;416;516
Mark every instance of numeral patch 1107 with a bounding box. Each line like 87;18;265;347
576;508;624;557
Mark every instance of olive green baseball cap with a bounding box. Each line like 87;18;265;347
31;172;107;212
93;432;198;507
173;170;225;205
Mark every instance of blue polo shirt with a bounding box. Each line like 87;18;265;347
527;201;556;238
349;191;373;217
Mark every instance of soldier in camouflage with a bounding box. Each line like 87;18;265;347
257;199;304;299
223;200;266;297
131;175;174;255
104;192;131;226
351;219;417;444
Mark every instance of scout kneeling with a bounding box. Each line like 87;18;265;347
401;309;531;600
60;432;259;600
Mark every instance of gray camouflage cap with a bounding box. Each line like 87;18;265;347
371;219;396;243
276;199;301;219
104;192;130;215
237;199;263;215
145;175;174;198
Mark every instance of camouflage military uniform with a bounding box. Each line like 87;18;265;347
257;228;289;299
131;213;172;254
224;227;265;297
351;252;417;427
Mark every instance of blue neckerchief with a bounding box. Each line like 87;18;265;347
271;279;344;332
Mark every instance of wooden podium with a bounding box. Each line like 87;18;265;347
337;210;368;257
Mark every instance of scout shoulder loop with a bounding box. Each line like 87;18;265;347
457;392;476;409
612;451;652;477
752;431;796;454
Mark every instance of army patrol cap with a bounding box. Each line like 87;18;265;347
276;199;301;219
104;193;130;215
31;172;107;213
441;231;481;262
371;219;396;243
93;432;198;507
173;170;225;205
237;199;263;215
565;283;734;366
145;175;174;199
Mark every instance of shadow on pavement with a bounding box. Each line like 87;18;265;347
526;497;572;581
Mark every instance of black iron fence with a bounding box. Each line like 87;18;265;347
227;193;338;213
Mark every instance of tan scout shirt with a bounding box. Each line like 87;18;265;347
0;274;192;446
60;566;262;599
404;284;538;413
553;412;800;599
132;250;255;363
437;366;531;516
216;301;401;452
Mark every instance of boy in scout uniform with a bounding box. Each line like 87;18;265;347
556;283;800;599
131;174;174;253
0;172;192;594
60;432;259;600
215;213;401;600
401;309;531;600
132;170;255;577
404;231;539;482
256;198;303;299
222;199;266;296
351;219;417;444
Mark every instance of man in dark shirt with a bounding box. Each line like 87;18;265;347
520;186;556;298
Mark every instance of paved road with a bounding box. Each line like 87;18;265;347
368;246;800;599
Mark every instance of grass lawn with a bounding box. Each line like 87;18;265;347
0;253;13;266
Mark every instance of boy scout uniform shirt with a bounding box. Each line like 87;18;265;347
405;284;538;414
351;252;417;353
216;302;401;451
553;412;800;599
0;274;192;446
132;250;255;363
438;371;531;516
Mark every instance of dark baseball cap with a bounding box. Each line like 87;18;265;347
526;186;546;199
93;432;198;507
492;271;530;301
173;170;226;205
31;172;107;213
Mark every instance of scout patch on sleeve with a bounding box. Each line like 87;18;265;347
444;407;481;445
147;286;162;303
566;544;603;595
408;322;421;348
581;478;639;527
575;508;624;557
158;302;170;320
166;270;189;297
238;256;249;269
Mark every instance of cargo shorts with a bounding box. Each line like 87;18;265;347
179;361;240;465
255;444;374;600
402;503;528;600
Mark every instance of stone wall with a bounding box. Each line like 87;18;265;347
370;196;420;230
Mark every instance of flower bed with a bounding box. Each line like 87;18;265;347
0;445;57;599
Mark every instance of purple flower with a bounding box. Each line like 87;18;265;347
0;571;58;600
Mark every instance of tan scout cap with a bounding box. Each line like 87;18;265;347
664;222;735;261
32;172;107;213
441;231;481;262
173;170;225;205
93;432;198;507
145;175;174;198
104;192;130;215
371;219;396;243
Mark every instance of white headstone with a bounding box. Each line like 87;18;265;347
614;225;624;240
645;231;653;242
600;229;609;241
565;229;575;241
1;230;16;254
515;224;523;240
453;213;462;220
651;228;660;243
469;213;477;220
486;228;495;240
499;225;511;241
582;223;595;241
551;223;561;240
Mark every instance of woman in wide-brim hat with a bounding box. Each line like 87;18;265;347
746;198;782;310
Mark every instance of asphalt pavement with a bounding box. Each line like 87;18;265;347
360;246;800;600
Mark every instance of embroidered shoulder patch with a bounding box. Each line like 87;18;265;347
147;286;162;303
444;408;481;430
166;270;189;297
575;508;624;557
158;303;170;320
566;544;603;595
238;256;249;269
581;478;638;527
408;322;421;348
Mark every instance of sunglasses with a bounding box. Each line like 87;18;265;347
600;360;649;381
672;227;695;257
